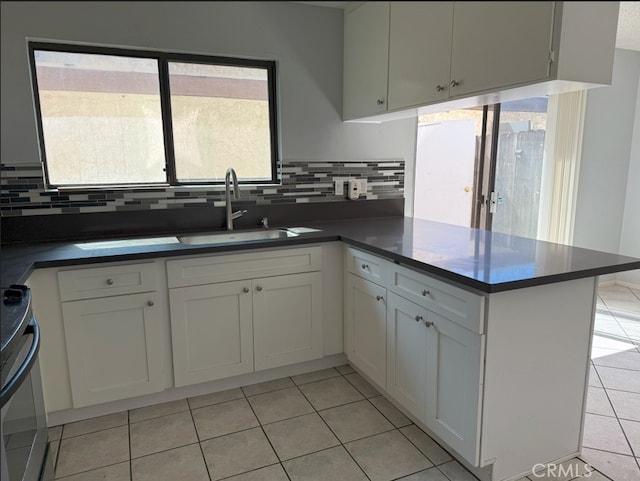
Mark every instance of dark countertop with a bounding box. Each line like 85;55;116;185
3;216;640;359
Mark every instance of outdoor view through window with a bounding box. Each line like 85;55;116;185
31;46;276;188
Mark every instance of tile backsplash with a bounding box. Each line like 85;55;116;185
1;160;404;217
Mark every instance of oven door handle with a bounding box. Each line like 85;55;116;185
0;317;40;408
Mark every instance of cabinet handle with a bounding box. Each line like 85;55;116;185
256;286;263;291
243;287;249;293
450;80;459;88
435;84;445;92
106;278;114;285
376;98;384;106
415;315;423;322
361;264;369;270
422;289;430;297
424;320;434;328
146;300;154;307
376;295;384;301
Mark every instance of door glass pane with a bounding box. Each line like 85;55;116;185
169;62;272;182
415;109;484;227
492;97;548;238
33;50;166;186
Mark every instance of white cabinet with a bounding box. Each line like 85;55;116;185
169;281;254;387
167;247;324;386
344;1;619;121
58;264;165;408
344;273;387;388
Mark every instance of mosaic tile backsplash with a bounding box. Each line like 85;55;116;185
0;160;404;217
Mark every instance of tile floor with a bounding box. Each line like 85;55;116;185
46;284;640;481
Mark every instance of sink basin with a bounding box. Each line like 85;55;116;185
178;229;299;245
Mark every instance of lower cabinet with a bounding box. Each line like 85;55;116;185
62;292;165;408
344;273;387;388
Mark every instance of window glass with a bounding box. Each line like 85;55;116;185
169;62;272;182
33;50;166;186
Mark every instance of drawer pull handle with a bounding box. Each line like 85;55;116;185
435;84;445;92
415;315;423;322
450;79;459;88
361;264;369;270
106;278;114;285
147;300;154;307
422;289;430;297
376;295;384;301
424;320;434;328
256;286;263;292
243;287;250;293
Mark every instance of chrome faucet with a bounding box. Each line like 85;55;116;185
224;167;246;230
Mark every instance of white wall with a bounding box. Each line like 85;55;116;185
0;1;415;172
573;50;640;258
618;64;640;286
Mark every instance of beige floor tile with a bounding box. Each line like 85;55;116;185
55;425;129;478
605;299;640;314
129;399;189;424
48;426;62;441
345;430;432;481
400;425;452;466
129;411;197;459
192;398;259;440
62;411;128;439
283;445;368;481
620;419;640;457
437;460;479;481
581;447;640;481
596;365;640;393
54;461;130;481
592;348;640;371
370;396;412;428
298;377;364;410
585;387;616;417
599;286;638;301
344;372;380;398
582;413;632;455
263;412;339;460
248;386;314;424
336;364;356;375
319;400;394;443
188;387;244;410
589;365;603;388
591;334;636;352
131;443;209;481
291;368;340;385
201;427;278;481
224;464;289;481
241;377;294;397
397;467;449;481
619;320;640;342
607;389;640;421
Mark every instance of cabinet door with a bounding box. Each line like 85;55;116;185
62;293;164;407
386;292;427;421
343;2;390;120
169;281;254;387
450;2;554;97
253;272;323;370
344;274;387;388
388;2;453;110
425;311;484;466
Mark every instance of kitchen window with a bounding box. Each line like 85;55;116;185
28;42;279;189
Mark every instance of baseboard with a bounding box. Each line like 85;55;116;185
597;280;616;287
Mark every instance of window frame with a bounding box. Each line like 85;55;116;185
27;41;280;189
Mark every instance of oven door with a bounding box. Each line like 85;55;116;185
1;317;52;481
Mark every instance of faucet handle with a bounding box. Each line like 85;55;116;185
260;217;269;228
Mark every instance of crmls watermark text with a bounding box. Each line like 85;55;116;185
531;462;595;478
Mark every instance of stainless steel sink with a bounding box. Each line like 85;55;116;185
178;229;300;245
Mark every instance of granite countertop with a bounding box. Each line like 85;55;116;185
3;215;640;359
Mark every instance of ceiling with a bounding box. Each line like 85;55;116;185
296;1;640;52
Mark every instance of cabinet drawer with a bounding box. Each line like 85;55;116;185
388;264;484;334
58;263;157;301
345;246;387;286
167;246;321;288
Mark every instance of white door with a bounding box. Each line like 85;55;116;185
425;311;484;466
169;281;254;387
386;292;427;421
450;2;553;97
62;292;164;407
414;120;476;226
345;274;387;388
253;272;323;370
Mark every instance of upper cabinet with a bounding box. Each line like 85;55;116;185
344;1;620;121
